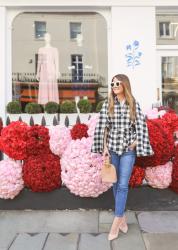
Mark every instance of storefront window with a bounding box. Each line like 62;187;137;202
12;12;108;112
162;56;178;113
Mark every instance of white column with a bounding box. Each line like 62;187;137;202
0;7;7;123
110;6;157;111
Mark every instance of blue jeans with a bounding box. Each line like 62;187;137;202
109;148;136;217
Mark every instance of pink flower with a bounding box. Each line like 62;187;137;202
61;136;112;197
87;114;99;137
0;159;24;199
144;108;166;119
145;161;173;189
49;125;72;157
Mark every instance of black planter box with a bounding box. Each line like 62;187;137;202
0;186;177;211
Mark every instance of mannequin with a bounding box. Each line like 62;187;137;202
36;32;60;104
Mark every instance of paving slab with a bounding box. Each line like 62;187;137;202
0;210;99;233
99;210;138;224
9;233;48;250
0;231;16;250
79;233;111;250
43;233;79;250
142;233;178;250
137;211;178;233
112;224;146;250
99;210;138;233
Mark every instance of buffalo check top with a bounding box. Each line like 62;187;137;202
91;97;154;157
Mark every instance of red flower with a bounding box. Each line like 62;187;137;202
26;125;50;157
70;123;89;140
23;153;61;192
129;165;145;188
170;145;178;194
0;121;29;160
0;119;3;135
161;112;178;133
136;118;174;167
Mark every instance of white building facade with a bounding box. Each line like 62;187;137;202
0;0;178;122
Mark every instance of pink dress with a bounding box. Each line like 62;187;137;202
37;47;59;104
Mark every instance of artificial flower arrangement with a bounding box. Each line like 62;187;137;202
0;105;177;200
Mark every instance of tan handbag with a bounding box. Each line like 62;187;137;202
101;156;117;183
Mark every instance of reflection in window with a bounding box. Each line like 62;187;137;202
162;56;178;113
35;21;46;39
70;22;81;39
71;55;83;82
159;22;171;37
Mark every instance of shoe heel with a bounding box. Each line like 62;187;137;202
119;223;128;233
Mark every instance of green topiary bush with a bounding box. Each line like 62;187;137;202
25;102;42;114
44;102;59;114
6;101;22;114
77;99;92;113
60;100;77;113
96;100;105;112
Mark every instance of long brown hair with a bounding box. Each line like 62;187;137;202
108;74;136;122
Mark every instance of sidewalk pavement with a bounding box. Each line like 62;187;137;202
0;210;178;250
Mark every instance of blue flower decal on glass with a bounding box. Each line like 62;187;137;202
125;40;142;69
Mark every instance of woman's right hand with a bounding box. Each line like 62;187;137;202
103;145;110;158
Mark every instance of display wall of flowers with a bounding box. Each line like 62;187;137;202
0;105;178;200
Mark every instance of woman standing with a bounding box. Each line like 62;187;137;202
91;74;154;241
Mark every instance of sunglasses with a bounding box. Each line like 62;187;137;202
110;81;122;88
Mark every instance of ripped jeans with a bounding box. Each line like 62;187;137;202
109;148;136;217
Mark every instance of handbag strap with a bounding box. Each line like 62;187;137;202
104;155;112;167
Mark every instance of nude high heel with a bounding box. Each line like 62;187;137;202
108;227;120;241
119;215;128;233
108;216;124;241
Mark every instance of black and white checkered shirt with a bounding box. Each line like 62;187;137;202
91;97;154;157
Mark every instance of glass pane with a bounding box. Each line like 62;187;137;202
78;55;82;62
12;12;108;112
165;23;170;36
159;23;164;36
162;56;178;113
159;22;170;36
35;21;46;39
70;22;81;39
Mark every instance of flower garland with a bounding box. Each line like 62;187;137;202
23;153;61;192
0;104;177;198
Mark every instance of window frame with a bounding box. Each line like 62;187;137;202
34;21;47;40
69;22;82;40
159;21;174;39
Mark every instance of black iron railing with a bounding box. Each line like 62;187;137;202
12;72;105;84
